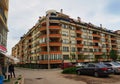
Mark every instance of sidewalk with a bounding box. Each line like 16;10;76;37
4;78;16;84
4;75;24;84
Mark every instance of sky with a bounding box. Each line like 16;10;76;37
7;0;120;55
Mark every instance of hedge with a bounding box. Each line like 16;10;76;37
62;67;77;74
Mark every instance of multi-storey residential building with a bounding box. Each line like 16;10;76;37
12;10;120;69
0;0;9;65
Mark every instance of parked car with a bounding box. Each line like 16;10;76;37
60;62;74;69
104;62;120;74
116;61;120;64
75;63;86;67
76;63;113;77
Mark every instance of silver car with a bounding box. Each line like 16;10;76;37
104;62;120;74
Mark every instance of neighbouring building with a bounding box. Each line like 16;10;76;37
12;10;120;69
0;0;9;66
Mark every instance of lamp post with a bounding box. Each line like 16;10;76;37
46;12;50;69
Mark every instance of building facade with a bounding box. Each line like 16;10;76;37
12;10;120;68
0;0;9;65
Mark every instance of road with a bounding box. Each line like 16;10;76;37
15;68;120;84
15;68;86;84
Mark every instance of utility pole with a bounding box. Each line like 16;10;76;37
46;13;50;69
87;24;92;62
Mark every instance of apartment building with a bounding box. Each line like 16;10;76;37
12;10;120;68
0;0;9;65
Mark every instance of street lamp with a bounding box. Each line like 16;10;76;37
46;12;50;69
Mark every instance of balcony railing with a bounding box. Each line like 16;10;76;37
49;26;61;29
49;34;61;38
49;42;62;46
76;44;83;48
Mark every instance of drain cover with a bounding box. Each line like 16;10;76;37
35;78;43;80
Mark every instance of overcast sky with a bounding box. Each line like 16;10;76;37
7;0;120;55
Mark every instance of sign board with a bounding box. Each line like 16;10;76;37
0;45;7;53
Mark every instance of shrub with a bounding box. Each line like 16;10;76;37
62;67;77;74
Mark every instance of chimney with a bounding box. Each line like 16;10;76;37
39;16;41;19
60;9;63;13
77;17;81;22
100;24;102;28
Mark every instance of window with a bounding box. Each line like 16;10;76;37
94;49;99;52
62;39;69;44
71;33;76;38
39;38;47;43
89;31;93;34
89;36;93;40
71;40;76;44
70;26;75;30
83;41;87;45
102;49;106;52
101;38;105;42
82;35;87;39
89;49;93;52
102;44;106;48
101;33;105;37
81;29;87;32
71;47;76;52
62;31;68;36
63;55;69;60
88;64;95;67
84;48;88;52
63;47;69;52
62;24;68;28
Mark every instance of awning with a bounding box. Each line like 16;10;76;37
0;52;20;63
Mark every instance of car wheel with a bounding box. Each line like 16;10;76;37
77;71;81;75
94;72;99;77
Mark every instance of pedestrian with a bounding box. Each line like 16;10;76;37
0;64;4;84
8;63;15;78
2;65;7;79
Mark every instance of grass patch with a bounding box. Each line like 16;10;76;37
62;67;77;74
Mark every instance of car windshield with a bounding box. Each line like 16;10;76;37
111;62;120;66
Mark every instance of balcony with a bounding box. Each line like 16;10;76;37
92;34;101;38
106;48;110;50
112;48;118;50
49;26;61;30
76;38;83;41
40;43;47;47
39;51;47;54
39;27;46;31
105;42;109;44
76;30;82;34
49;34;61;38
77;51;83;54
111;38;116;40
111;43;117;45
93;46;99;48
94;52;103;55
76;44;83;48
49;51;62;54
40;35;47;38
49;42;62;46
93;40;99;43
39;60;62;64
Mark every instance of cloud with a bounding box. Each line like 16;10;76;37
105;0;120;15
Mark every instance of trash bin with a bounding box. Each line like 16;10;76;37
0;75;3;84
